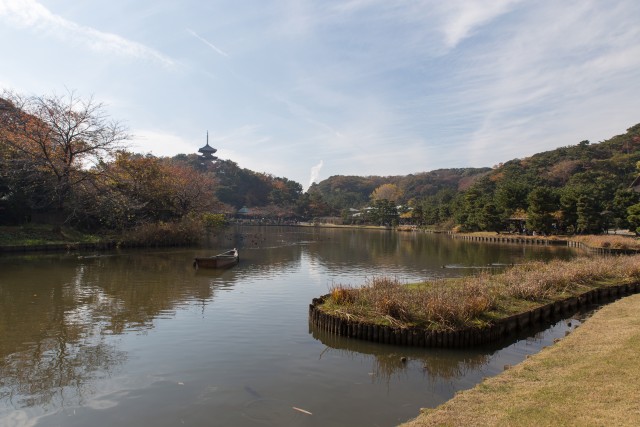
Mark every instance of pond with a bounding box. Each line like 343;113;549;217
0;226;581;427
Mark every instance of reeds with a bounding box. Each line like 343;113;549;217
570;234;640;250
499;256;640;300
324;255;640;331
328;275;497;330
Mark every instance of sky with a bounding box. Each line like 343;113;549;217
1;1;639;190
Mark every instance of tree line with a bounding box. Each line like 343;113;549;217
309;124;640;234
3;90;640;236
0;91;312;234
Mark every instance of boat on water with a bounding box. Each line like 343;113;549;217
193;248;239;269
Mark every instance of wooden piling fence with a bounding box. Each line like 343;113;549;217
448;233;640;255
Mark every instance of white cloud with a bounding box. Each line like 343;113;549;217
0;0;174;66
447;0;640;166
436;0;522;48
2;0;638;187
130;130;194;157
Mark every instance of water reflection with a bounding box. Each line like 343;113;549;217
282;227;576;281
0;250;235;412
309;306;588;384
0;226;580;426
0;260;127;411
312;327;491;383
1;335;126;410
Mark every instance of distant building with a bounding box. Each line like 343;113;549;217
198;131;218;161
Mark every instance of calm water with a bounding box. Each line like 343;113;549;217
0;226;580;427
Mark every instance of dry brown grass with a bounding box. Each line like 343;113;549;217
328;276;497;330
570;234;640;250
400;293;640;427
322;255;640;331
497;256;640;300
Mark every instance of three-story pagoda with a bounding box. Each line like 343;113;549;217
198;131;218;161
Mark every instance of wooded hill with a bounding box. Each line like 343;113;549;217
308;123;640;234
0;92;306;230
307;168;491;211
447;123;640;233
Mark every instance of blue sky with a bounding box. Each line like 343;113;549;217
1;1;639;190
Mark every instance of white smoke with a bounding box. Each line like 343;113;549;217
307;160;323;190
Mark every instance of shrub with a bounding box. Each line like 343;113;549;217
330;285;356;305
119;216;204;247
202;213;227;228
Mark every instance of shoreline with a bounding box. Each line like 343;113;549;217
2;222;637;254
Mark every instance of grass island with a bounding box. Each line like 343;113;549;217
310;255;640;347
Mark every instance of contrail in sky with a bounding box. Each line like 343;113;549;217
187;28;229;57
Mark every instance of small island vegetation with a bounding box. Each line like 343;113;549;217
320;255;640;332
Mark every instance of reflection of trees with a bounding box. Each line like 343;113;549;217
0;259;128;409
311;326;490;383
303;228;577;275
1;336;126;408
0;250;228;410
214;225;575;276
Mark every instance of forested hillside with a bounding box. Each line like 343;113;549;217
441;123;640;233
0;92;307;230
306;124;640;234
170;155;303;213
307;168;490;212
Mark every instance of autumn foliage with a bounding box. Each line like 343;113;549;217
0;91;305;234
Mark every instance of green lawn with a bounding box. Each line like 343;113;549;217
0;224;103;246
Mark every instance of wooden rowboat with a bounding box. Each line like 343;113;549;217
193;248;239;269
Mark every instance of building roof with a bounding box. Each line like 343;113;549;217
198;142;217;154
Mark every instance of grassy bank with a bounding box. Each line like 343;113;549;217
0;224;102;245
0;218;206;249
400;293;640;426
570;233;640;250
321;256;640;331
